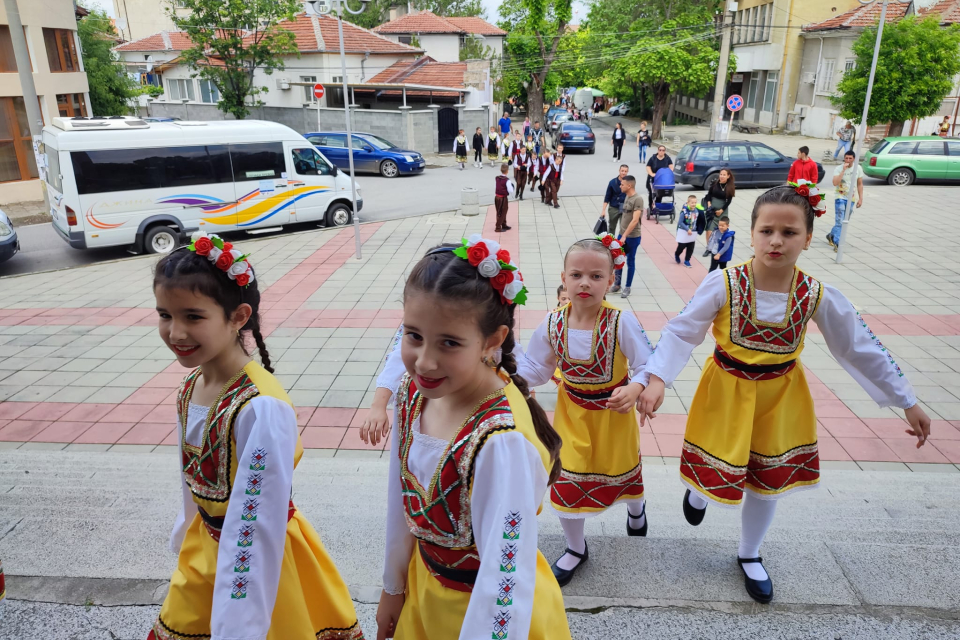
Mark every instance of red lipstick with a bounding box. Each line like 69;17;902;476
578;292;591;298
417;375;446;389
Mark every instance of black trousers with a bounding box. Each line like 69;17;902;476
613;140;623;159
675;241;695;261
709;258;728;272
474;148;482;162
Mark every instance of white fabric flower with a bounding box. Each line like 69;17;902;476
229;249;243;262
476;255;501;278
467;233;484;247
610;240;621;250
503;280;523;300
614;255;626;265
246;270;256;285
207;247;222;262
191;230;207;243
228;260;248;276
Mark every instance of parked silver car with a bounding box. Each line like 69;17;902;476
0;208;20;264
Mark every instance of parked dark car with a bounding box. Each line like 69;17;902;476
0;208;19;264
545;106;566;122
305;132;425;178
674;141;825;189
553;122;595;153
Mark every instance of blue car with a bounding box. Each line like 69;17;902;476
305;132;425;178
553;122;596;153
0;208;19;264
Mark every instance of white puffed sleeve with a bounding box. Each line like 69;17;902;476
382;396;415;595
515;315;558;388
639;269;726;387
375;324;407;405
168;432;199;554
460;432;545;640
618;311;655;384
210;396;297;640
815;285;918;409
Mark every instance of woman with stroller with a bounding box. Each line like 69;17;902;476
645;145;674;210
702;169;736;257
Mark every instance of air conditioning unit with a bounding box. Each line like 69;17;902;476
278;79;291;90
52;116;149;131
304;0;331;15
798;105;809;118
801;72;816;84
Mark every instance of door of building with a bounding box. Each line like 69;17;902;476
437;107;459;154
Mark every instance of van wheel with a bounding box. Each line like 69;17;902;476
380;160;399;178
888;167;915;186
145;225;178;254
326;203;352;227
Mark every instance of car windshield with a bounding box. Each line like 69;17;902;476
364;135;398;150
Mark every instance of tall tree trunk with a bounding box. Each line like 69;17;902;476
650;82;670;139
527;82;545;126
887;120;905;137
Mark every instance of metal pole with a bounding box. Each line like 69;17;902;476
710;4;734;142
4;0;49;211
836;0;888;263
336;3;363;259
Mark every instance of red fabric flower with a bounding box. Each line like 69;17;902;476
808;194;822;206
222;242;233;252
611;248;624;259
215;251;234;271
601;235;613;247
814;209;825;218
236;272;250;287
491;270;514;291
193;236;213;256
795;185;810;197
467;242;490;266
496;249;511;263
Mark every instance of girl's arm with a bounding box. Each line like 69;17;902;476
382;395;415;595
515;315;559;387
169;431;199;554
362;325;406;446
620;311;655;384
461;432;544;640
210;396;298;640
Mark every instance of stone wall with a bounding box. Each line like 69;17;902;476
409;110;435;154
459;107;488;143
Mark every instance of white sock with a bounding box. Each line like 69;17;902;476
626;498;646;529
556;517;586;571
738;492;777;581
687;490;708;510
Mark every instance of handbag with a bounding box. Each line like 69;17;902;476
593;217;608;235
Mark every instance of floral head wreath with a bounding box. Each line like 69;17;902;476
596;232;626;270
786;179;827;217
187;231;255;287
449;235;528;305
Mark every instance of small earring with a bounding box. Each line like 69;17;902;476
481;355;492;367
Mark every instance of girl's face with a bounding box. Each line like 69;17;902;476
155;285;251;369
401;292;506;401
719;169;730;183
562;250;615;307
751;204;812;270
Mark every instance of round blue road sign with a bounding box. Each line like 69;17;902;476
726;94;744;112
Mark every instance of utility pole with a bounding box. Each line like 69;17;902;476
710;1;736;142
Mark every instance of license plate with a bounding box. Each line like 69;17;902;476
574;137;584;140
418;162;424;167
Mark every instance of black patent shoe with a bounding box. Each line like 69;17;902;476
551;542;588;587
682;489;706;526
626;504;648;537
737;557;774;604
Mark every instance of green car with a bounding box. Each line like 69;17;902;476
861;136;960;186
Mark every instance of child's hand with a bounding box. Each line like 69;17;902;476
687;230;693;236
607;382;643;413
376;590;405;640
360;395;391;446
904;404;932;448
636;378;665;426
714;254;720;260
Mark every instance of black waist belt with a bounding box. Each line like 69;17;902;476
419;542;478;585
198;506;224;531
713;347;796;374
564;385;615;401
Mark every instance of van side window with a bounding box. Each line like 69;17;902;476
71;145;233;194
230;142;285;180
161;145;232;187
291;148;332;176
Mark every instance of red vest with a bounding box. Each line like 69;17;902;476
495;174;510;196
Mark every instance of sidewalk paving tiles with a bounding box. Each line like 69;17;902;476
1;186;959;467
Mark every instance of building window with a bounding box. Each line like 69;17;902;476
57;93;87;118
758;5;767;41
0;97;41;183
0;26;18;73
301;75;317;102
843;58;855;75
199;79;220;104
747;75;759;109
167;78;196;101
818;59;835;92
43;28;79;73
398;35;413;45
762;71;778;112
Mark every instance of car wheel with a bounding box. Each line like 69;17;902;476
703;172;719;192
589;146;595;154
888;167;915;186
326;203;352;228
144;225;178;254
380;160;399;178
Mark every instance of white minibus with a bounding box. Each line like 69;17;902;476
42;117;362;253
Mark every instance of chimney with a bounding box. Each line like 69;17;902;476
389;7;398;20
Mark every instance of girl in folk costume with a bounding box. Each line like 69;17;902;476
487;126;501;168
453;129;468;171
512;146;531;201
517;236;654;587
472;127;485;168
376;238;572;640
524;133;536;158
150;235;362;640
638;185;931;604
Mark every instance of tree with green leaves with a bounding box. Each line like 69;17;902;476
77;9;139;115
460;35;494;60
168;0;302;120
342;0;394;30
418;0;485;17
833;14;960;137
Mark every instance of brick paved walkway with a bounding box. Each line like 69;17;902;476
1;187;959;469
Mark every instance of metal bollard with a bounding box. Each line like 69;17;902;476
460;187;479;216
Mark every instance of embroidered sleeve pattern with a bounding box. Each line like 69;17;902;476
855;310;903;377
229;448;268;599
491;512;522;639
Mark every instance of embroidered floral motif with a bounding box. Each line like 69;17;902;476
234;550;252;573
492;610;512;640
499;543;518;573
496;577;515;606
548;305;620;386
315;623;365;640
241;498;260;522
231;575;249;599
245;473;263;495
855;310;903;377
237;524;255;547
502;512;522;540
249;447;267;471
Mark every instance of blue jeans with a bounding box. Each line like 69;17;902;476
639;144;648;162
831;198;847;244
614;235;642;287
834;139;851;159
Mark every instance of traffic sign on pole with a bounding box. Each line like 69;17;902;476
726;94;744;112
313;83;325;100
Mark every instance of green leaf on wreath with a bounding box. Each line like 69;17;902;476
513;288;528;306
453;246;469;260
501;263;517;271
211;236;225;250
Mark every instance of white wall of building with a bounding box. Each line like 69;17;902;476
111;0;179;44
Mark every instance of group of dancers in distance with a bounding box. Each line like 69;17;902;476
147;181;930;640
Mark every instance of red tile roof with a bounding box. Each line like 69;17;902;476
374;11;504;36
802;0;960;32
115;31;195;52
363;56;466;96
925;0;960;24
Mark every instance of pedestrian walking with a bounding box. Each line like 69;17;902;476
538;149;553;203
531;121;545;155
487;126;501;167
494;163;515;231
826;150;863;252
499;111;512;137
636;122;651;163
610;176;643;297
702;168;736;256
523;116;532;137
639;184;930;605
611;122;625;161
600;164;629;242
834;121;855;159
709;216;735;272
939;115;952;137
645;145;674;211
546;146;566;208
472;127;484;168
787;146;818;184
453;129;467;170
675;195;701;267
149;236;363;640
513;145;531;200
375;243;571;640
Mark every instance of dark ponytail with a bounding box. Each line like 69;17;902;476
154;247;274;373
405;245;563;484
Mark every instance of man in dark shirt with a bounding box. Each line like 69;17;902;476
601;164;629;237
646;144;674;210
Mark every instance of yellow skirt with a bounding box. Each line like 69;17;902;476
152;512;362;640
396;545;571;640
549;387;644;516
681;358;820;507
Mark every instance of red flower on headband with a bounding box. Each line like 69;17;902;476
795;185;810;197
215;252;233;271
808;194;822;206
193;236;213;256
491;270;514;291
222;242;234;252
601;235;613;247
235;272;250;287
496;249;511;263
611;248;624;259
467;242;490;266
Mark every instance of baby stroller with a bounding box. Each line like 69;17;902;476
646;166;676;224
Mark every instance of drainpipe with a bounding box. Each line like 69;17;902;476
360;52;369;82
771;0;796;132
811;34;824;135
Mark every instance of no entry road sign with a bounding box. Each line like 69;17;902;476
726;94;744;112
313;83;325;100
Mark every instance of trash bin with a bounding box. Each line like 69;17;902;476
460;187;479;216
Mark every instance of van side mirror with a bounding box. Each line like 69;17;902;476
331;165;339;175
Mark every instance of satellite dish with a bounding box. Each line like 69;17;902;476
145;55;154;73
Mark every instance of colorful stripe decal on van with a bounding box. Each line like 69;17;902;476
158;186;332;227
85;207;125;230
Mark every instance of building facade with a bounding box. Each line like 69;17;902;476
373;11;505;63
0;0;90;204
110;0;179;44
